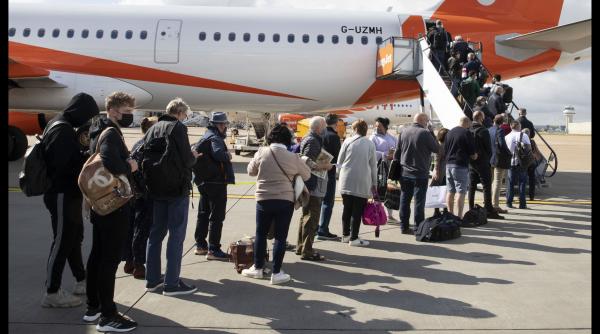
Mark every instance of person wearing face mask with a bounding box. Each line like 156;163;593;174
40;93;99;309
369;117;398;224
84;92;138;332
193;112;235;261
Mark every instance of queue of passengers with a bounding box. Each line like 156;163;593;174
37;89;541;332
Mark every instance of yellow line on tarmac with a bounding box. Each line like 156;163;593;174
9;188;591;205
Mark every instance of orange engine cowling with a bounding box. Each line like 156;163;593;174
8;111;47;135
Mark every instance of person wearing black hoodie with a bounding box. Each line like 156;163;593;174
41;93;99;309
84;92;138;332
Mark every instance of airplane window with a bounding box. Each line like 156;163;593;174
198;32;206;41
229;32;236;41
258;33;265;42
67;29;74;38
81;29;89;38
376;36;383;45
52;29;60;38
331;35;339;44
317;34;324;44
214;32;221;41
38;28;45;37
361;36;368;45
273;33;280;42
23;28;31;37
302;34;309;43
96;30;103;39
288;34;294;43
140;30;147;39
346;35;353;44
243;33;250;42
9;28;15;37
111;30;118;39
126;30;133;39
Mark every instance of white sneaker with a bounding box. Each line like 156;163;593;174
349;238;370;247
341;235;351;243
387;216;399;224
41;289;82;308
270;271;291;285
241;265;263;279
72;280;86;295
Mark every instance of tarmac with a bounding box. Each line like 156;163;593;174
8;127;591;333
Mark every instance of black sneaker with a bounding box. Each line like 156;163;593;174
401;228;414;235
487;211;505;220
145;276;165;292
82;307;101;322
96;313;137;332
163;280;197;297
316;232;340;241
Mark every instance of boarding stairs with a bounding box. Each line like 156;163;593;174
375;36;557;188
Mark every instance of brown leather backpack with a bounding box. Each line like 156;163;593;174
78;127;133;216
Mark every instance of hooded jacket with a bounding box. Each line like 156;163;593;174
44;93;100;194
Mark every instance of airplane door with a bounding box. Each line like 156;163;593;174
154;19;182;64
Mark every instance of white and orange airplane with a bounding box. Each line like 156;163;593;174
8;0;590;160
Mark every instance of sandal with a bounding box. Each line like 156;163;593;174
301;252;325;261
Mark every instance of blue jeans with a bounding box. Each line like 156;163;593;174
254;200;294;274
146;196;189;288
399;176;429;230
507;166;528;208
318;174;337;235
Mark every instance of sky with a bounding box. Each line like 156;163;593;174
9;0;591;126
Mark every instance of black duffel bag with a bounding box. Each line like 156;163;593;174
416;211;462;242
461;204;488;227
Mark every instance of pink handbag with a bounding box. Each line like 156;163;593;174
362;197;387;237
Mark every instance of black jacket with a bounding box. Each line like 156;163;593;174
200;126;235;184
143;114;197;194
444;126;476;168
322;126;341;177
44;93;99;194
517;116;535;139
89;116;131;176
469;122;492;169
487;93;506;115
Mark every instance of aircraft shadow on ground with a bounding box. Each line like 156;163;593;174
160;277;416;332
467;221;591;241
9;303;234;334
365;238;535;266
445;235;590;254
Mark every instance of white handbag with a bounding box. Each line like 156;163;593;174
425;185;447;208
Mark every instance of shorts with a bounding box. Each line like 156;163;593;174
446;166;470;194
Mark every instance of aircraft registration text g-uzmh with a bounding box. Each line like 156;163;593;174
341;26;383;34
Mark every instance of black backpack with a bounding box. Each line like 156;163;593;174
432;29;445;50
141;122;185;198
516;133;534;171
376;159;389;199
495;130;512;169
192;135;226;185
502;84;513;104
416;211;462;242
19;120;70;197
461;204;488;227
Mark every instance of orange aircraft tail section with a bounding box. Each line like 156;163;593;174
433;0;563;28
